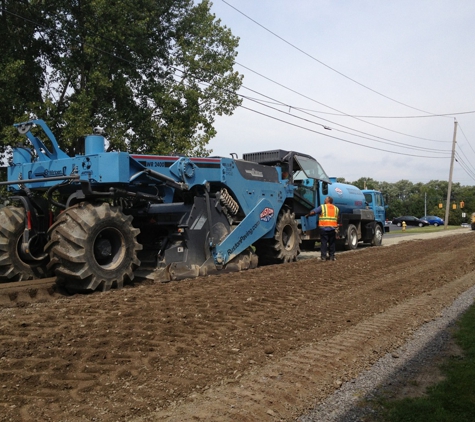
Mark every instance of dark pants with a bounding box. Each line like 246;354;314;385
319;228;336;259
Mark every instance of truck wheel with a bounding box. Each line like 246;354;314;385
0;206;49;282
46;202;141;293
255;209;300;265
371;225;383;246
345;224;358;250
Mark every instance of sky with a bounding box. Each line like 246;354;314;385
204;0;475;185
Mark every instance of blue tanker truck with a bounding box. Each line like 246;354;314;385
0;120;387;293
241;150;387;253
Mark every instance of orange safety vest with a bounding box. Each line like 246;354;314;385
318;204;339;228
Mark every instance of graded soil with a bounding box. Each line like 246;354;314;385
0;229;474;421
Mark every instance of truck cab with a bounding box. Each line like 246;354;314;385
362;189;389;232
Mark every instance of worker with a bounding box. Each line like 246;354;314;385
280;164;289;180
307;196;340;261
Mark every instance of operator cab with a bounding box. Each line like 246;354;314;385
241;149;331;216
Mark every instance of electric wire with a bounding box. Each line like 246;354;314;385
221;0;447;116
7;5;449;157
456;147;475;178
238;88;450;152
457;123;475;157
4;6;455;151
6;5;456;148
239;104;451;159
4;6;472;178
241;94;450;155
454;152;475;182
291;109;475;119
236;62;449;143
454;122;475;181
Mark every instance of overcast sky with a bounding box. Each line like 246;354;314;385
205;0;475;185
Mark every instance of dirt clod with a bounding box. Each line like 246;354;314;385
0;231;474;421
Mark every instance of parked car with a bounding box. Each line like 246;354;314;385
392;216;430;227
420;215;444;226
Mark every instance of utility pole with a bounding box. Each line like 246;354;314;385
444;119;458;229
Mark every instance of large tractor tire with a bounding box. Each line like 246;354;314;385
255;209;300;265
46;202;141;293
0;206;49;282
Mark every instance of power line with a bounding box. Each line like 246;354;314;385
455;148;475;179
239;104;451;159
241;94;450;154
278;107;475;119
457;122;475;156
4;5;466;168
236;62;450;144
454;153;475;182
221;0;447;116
5;5;457;152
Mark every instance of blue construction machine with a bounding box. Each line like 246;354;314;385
0;120;386;293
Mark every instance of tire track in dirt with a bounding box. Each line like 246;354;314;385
0;277;58;306
0;231;474;421
142;272;475;422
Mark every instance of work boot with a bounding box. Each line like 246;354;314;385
320;257;326;262
330;256;336;261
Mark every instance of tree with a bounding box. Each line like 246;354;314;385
0;0;47;159
351;177;379;190
0;0;242;158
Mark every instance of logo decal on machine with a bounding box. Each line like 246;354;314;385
82;157;92;170
260;207;274;222
30;166;68;178
245;168;263;177
334;187;343;196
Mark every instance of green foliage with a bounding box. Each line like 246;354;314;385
376;304;475;422
0;0;242;158
348;177;475;226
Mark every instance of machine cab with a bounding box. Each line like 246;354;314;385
292;154;331;211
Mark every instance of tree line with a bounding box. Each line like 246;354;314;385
1;0;241;160
342;177;474;226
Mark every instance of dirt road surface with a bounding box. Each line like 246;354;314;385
0;228;474;421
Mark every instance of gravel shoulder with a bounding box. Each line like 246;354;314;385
299;282;474;422
299;227;474;422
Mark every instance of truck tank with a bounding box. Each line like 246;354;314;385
321;178;366;215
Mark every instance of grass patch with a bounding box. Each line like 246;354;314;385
369;302;475;422
387;225;463;235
